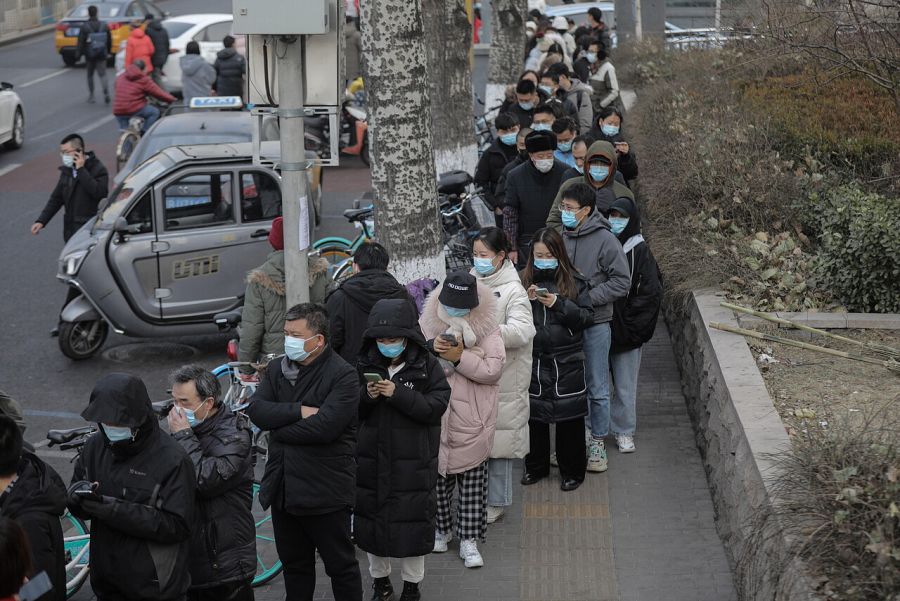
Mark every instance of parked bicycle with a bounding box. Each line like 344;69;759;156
114;98;173;171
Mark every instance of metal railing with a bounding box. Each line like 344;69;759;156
0;0;78;38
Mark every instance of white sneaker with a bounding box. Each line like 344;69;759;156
459;539;484;568
433;530;452;553
549;452;558;467
587;438;608;472
616;434;636;453
486;505;505;524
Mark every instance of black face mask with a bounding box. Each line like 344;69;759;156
518;149;529;160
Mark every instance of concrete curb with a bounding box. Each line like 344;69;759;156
0;24;56;48
736;311;900;330
665;289;824;601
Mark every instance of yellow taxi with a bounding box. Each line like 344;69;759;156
55;0;167;66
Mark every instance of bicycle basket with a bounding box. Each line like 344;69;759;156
444;232;473;272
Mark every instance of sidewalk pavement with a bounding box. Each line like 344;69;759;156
253;320;737;601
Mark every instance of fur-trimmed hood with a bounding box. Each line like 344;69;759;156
246;251;329;296
419;280;499;345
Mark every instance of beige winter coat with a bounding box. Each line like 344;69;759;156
472;260;535;459
420;282;506;476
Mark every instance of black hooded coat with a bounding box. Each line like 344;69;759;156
326;269;415;364
609;197;662;352
0;452;67;601
145;19;170;70
354;299;450;558
70;373;196;601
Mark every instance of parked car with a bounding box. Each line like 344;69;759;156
55;0;167;67
113;14;236;93
0;82;24;150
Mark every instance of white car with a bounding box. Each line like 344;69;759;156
115;14;235;94
0;82;24;150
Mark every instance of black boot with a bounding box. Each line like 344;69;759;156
399;581;421;601
371;576;395;601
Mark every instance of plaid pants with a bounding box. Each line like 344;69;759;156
435;461;489;542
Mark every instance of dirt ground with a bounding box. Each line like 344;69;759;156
748;327;900;437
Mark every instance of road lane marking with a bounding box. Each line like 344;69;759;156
19;68;68;89
24;409;83;419
0;163;22;178
81;114;117;134
32;439;51;449
31;113;117;143
36;449;77;459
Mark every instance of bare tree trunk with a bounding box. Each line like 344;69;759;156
360;0;446;284
486;0;527;114
423;0;478;176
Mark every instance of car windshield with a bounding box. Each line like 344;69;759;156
130;132;252;168
67;3;124;18
162;20;194;38
95;161;168;229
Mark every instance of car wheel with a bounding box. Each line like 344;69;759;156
4;108;24;150
58;320;109;360
62;53;77;67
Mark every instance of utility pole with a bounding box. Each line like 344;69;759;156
276;36;310;306
635;0;643;41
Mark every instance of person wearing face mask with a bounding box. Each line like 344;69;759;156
419;271;505;569
590;106;638;183
546;63;594;135
355;299;450;601
529;102;557;133
560;135;590;181
551;117;578;169
503;130;569;268
589;47;620;113
492;126;532;214
546;139;634;229
474;113;520;227
520;228;594;490
508;79;539;128
167;365;256;601
246;303;362;601
555;183;630;474
607;198;662;455
68;373;196;601
572;39;602;85
470;229;535;525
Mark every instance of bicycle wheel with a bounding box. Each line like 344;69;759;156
315;246;352;279
62;511;90;599
116;131;140;172
212;364;240;411
251;481;282;586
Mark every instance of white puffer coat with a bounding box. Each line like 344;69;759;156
472;260;535;459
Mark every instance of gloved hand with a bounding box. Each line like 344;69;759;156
79;495;119;520
67;480;100;506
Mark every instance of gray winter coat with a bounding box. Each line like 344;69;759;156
180;54;216;105
562;211;631;324
562;79;595;134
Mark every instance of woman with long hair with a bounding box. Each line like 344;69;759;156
0;517;32;601
520;227;594;490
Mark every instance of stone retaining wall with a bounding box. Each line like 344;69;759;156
664;289;822;601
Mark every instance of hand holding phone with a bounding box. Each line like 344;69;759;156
535;287;550;297
364;372;383;383
440;333;458;345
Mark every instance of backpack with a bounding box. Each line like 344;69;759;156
85;24;108;60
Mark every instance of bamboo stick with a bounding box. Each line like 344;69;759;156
709;322;900;375
720;302;900;360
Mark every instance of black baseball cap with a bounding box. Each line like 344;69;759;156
438;271;479;309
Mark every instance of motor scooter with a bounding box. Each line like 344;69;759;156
304;100;369;166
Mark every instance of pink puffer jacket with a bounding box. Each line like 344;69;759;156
419;282;506;476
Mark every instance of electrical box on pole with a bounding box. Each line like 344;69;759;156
233;0;330;35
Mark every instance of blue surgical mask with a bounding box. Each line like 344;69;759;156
585;52;597;64
557;141;572;153
609;217;629;235
532;123;551;132
518;101;534;111
534;258;558;270
539;85;554;96
61;154;75;168
561;209;581;229
473;256;497;275
285;335;318;362
601;124;620;137
442;304;471;318
575;164;584;174
183;399;209;427
589;165;610;181
102;424;133;442
500;132;517;146
377;340;406;359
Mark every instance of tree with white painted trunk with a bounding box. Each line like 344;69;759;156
359;0;446;284
422;0;478;176
485;0;528;114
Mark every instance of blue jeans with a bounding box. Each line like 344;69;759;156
583;322;612;438
487;457;513;507
116;104;160;133
610;347;642;436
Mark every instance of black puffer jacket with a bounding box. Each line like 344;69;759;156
528;272;594;423
326;269;414;365
609;197;662;352
145;20;170;70
473;138;518;210
494;153;526;205
0;453;66;601
36;152;109;241
248;347;359;514
70;373;195;601
171;408;255;588
213;48;246;98
504;159;570;251
354;299;450;558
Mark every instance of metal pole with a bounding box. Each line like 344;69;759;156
276;35;311;305
634;0;642;41
714;0;721;30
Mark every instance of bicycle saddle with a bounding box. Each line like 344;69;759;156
343;206;374;221
47;426;96;445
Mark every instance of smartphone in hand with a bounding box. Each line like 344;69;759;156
535;288;550;297
364;372;383;383
439;333;458;345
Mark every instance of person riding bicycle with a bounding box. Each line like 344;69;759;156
167;366;256;601
113;59;175;133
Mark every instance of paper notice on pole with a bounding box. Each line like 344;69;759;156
298;196;310;250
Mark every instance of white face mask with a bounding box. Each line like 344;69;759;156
533;158;554;173
61;154;75;168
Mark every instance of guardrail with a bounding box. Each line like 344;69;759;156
665;28;756;51
0;0;79;38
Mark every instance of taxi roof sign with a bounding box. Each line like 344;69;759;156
189;96;244;109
